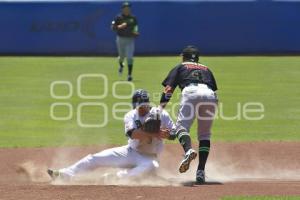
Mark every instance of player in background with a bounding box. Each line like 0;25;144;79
159;45;218;184
47;89;175;181
111;1;139;81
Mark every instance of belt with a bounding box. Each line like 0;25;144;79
186;83;207;87
187;83;200;86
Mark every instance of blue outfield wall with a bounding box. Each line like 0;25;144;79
0;1;300;55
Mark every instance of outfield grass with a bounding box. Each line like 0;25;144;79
0;56;299;147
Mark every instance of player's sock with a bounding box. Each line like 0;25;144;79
178;134;192;153
197;140;210;170
119;61;124;68
119;62;124;71
128;64;133;76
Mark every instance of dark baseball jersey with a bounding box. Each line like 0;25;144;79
162;62;218;91
112;14;138;37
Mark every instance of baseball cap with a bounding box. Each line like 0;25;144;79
122;1;131;8
181;45;200;61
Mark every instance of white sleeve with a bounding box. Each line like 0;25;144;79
124;111;137;134
160;110;174;130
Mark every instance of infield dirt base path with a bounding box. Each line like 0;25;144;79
0;142;299;200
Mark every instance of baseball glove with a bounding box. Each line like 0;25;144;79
143;108;161;133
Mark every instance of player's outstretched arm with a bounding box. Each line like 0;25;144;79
160;85;174;108
159;129;176;140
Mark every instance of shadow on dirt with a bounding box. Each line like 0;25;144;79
181;181;223;187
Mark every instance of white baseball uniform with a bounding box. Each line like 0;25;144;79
58;107;174;179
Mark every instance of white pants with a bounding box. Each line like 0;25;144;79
59;145;159;179
116;36;135;65
176;84;218;141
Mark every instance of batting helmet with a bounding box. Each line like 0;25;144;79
132;89;150;108
181;45;200;62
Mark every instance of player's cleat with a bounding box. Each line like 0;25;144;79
195;169;205;184
127;75;133;81
47;169;60;180
179;149;197;173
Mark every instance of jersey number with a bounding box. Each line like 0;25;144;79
187;70;203;82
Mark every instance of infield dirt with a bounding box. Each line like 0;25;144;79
0;142;299;200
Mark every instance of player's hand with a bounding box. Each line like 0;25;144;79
117;23;127;29
158;129;170;139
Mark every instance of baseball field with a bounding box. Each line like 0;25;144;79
0;56;299;199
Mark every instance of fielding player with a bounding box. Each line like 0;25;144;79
111;1;139;81
159;45;218;184
48;89;175;182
